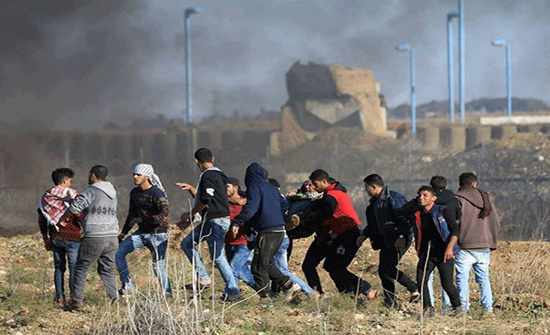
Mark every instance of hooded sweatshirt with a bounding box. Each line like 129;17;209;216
455;186;500;250
435;189;462;221
233;163;286;232
68;181;118;238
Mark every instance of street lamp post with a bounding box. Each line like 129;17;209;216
396;44;416;135
491;39;512;117
184;6;201;125
447;12;459;123
458;0;465;124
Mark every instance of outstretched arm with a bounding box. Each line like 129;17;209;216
175;182;197;198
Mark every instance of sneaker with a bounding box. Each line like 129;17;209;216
69;300;84;312
285;283;301;302
482;311;496;320
441;304;452;315
282;279;294;291
118;284;136;296
422;307;435;319
54;298;65;309
449;306;467;318
184;281;211;291
383;298;400;310
226;293;244;303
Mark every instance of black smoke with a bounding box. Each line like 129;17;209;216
1;0;549;130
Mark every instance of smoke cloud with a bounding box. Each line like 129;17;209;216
1;0;549;129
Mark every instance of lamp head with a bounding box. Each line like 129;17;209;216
185;7;201;17
396;44;411;51
491;39;507;47
447;12;459;19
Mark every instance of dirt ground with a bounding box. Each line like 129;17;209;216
0;228;549;334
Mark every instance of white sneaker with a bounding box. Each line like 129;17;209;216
285;283;301;302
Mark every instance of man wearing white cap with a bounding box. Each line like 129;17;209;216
116;163;172;296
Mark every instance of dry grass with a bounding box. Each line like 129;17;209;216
0;230;549;334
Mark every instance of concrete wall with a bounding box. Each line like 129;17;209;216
416;122;546;150
31;126;276;174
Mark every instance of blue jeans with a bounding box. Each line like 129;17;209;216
226;244;255;288
181;218;240;296
116;230;172;294
51;239;80;300
455;249;493;312
427;271;451;313
273;234;315;297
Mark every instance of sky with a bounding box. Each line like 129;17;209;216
1;0;549;129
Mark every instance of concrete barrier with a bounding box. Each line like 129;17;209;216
440;126;465;151
466;126;491;148
418;127;439;149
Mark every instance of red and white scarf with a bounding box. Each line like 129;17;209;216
39;186;78;231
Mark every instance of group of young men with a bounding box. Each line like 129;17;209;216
38;147;499;317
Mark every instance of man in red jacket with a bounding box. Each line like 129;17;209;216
301;169;376;299
224;177;255;292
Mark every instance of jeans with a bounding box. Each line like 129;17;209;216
427;272;451;313
455;249;493;312
226;244;255;288
272;234;315;297
116;230;172;294
73;236;119;303
181;217;240;296
302;228;371;295
51;239;80;300
251;229;289;297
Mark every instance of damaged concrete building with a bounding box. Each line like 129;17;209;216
272;61;387;154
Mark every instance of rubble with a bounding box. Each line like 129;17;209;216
279;61;387;152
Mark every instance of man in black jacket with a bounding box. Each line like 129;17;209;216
357;174;418;308
177;148;242;302
427;175;461;313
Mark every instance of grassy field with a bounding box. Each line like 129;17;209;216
0;228;548;334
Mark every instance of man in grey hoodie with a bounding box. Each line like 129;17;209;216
60;165;119;311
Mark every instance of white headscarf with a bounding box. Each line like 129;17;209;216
133;163;166;196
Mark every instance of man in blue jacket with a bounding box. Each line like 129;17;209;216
400;185;462;317
232;163;297;299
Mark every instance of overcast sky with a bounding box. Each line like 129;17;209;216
1;0;549;128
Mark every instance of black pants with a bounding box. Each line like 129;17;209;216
302;228;371;295
417;249;461;309
378;245;418;304
251;229;289;297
